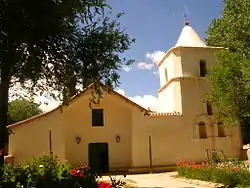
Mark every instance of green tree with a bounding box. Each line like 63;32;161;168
4;99;42;151
8;99;42;125
60;12;134;101
205;0;250;143
0;0;134;169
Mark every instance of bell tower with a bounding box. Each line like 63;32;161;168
157;20;222;114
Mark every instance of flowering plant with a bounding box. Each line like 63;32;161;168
70;166;126;188
70;165;99;188
0;155;114;188
176;157;250;187
176;157;210;169
98;181;112;188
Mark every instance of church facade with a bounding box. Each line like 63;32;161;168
7;23;242;172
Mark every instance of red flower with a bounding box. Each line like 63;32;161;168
192;164;201;169
71;168;84;177
80;165;88;169
234;166;240;171
78;171;84;177
0;149;4;156
71;169;78;176
176;157;185;166
98;181;112;188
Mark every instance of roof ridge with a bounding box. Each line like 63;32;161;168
8;82;149;129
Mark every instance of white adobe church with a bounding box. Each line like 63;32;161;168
6;21;242;172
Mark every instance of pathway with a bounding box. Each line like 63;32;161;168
100;172;223;188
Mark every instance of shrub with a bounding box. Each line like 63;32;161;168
25;155;71;187
0;154;116;188
177;157;250;188
1;163;26;187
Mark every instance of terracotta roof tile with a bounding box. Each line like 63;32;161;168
148;112;181;116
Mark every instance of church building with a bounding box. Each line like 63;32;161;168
6;22;242;172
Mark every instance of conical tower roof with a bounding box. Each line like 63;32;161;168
175;22;206;47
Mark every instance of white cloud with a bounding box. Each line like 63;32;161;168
129;95;158;111
9;80;61;113
9;80;159;113
146;51;165;64
122;65;131;72
9;88;61;113
34;95;61;112
136;51;165;70
10;84;159;112
115;88;158;111
137;62;154;70
116;88;126;96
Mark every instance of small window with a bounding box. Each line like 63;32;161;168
200;60;207;77
217;122;226;137
206;102;213;116
199;122;207;139
92;109;104;126
165;68;168;82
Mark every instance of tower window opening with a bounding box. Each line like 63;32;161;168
200;60;207;77
165;68;168;82
206;102;213;116
217;122;226;137
199;122;207;139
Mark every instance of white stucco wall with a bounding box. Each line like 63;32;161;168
159;49;182;87
181;47;221;77
158;81;182;113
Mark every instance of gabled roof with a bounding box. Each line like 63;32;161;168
8;83;149;129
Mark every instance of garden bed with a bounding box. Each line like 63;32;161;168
0;154;126;188
176;157;250;188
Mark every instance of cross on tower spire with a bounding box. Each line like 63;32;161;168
184;14;189;26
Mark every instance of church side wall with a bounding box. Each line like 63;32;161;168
131;110;242;168
8;110;65;164
131;113;214;168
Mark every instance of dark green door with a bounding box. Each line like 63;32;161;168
88;143;109;173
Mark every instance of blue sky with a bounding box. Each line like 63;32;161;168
108;0;224;100
10;1;225;112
